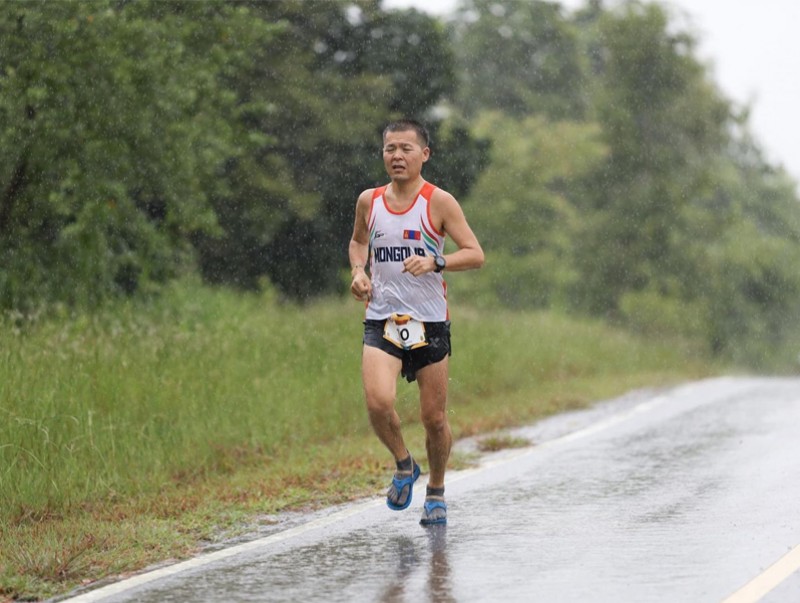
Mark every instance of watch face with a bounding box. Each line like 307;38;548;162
435;256;446;271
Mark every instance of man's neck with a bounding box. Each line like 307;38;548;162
389;177;425;199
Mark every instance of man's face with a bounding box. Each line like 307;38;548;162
382;130;430;182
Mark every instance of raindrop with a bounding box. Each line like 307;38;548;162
344;5;363;25
333;50;351;63
489;3;506;17
462;9;479;24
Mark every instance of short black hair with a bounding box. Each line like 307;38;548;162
383;118;430;148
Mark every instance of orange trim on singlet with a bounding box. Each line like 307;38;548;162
368;186;385;229
373;180;446;241
381;182;428;216
419;182;435;201
422;183;445;237
372;186;387;201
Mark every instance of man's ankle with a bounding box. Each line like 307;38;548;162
426;485;445;499
396;453;413;472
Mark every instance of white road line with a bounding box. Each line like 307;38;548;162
721;545;800;603
59;499;383;603
59;393;672;602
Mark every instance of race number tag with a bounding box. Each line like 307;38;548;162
383;314;428;350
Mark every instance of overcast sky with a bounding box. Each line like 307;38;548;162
383;0;800;187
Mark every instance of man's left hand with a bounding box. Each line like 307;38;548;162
402;255;434;277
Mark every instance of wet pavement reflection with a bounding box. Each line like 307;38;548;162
63;378;800;603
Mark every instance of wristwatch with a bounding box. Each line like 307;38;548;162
433;255;446;273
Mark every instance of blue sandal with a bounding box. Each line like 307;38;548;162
386;459;420;511
420;496;447;525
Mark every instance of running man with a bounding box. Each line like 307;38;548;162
349;119;484;525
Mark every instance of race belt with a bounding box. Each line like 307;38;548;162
383;314;428;350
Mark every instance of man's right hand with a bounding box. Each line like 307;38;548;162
350;268;372;301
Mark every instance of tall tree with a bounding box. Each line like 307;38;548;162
571;1;731;314
681;134;800;362
0;1;279;310
458;111;606;308
450;0;587;119
570;2;800;363
191;0;392;295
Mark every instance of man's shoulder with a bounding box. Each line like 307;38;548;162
357;187;378;205
428;186;460;211
429;186;456;201
359;185;391;199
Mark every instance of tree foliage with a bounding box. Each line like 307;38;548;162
1;0;799;367
448;0;800;365
569;3;731;313
192;0;479;298
451;0;587;119
0;1;277;309
0;0;486;307
459;112;606;308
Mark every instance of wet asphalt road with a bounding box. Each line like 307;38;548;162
61;377;800;603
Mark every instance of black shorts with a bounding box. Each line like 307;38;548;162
363;319;451;383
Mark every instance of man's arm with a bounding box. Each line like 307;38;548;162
436;190;484;272
349;190;373;301
402;189;484;276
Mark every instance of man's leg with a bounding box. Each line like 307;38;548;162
416;357;450;524
362;345;407;461
363;345;421;510
416;357;451;488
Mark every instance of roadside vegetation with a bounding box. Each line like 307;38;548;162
1;280;719;601
3;1;800;600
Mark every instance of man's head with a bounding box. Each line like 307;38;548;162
382;119;431;182
382;119;431;149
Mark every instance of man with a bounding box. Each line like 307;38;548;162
349;119;484;525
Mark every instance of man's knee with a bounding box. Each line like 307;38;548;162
420;406;448;432
366;392;396;416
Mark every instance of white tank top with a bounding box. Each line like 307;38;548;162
365;182;448;322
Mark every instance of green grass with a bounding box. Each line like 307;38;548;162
0;281;718;601
476;434;532;452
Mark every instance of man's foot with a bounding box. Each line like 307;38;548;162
386;456;421;511
420;496;447;525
